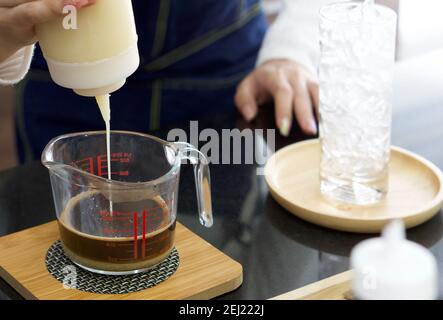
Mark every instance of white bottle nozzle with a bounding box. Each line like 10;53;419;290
95;94;111;122
382;219;405;252
74;79;126;97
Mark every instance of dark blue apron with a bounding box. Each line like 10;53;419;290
16;0;267;163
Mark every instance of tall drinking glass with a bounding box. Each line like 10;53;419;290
319;2;397;205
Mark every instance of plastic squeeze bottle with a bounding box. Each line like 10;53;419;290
351;220;438;300
35;0;139;97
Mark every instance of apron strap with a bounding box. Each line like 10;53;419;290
150;0;171;58
143;2;262;72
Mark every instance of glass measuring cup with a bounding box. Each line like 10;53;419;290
42;131;213;275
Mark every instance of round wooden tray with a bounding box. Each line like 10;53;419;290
264;139;443;233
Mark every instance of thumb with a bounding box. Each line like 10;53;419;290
235;76;259;122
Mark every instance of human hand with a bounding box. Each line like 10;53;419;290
235;59;319;136
0;0;95;62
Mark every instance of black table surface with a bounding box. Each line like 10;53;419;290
1;57;443;299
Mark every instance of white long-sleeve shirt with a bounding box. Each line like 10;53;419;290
257;0;334;75
0;0;333;85
0;45;34;85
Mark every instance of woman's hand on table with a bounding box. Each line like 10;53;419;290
235;59;319;136
0;0;95;62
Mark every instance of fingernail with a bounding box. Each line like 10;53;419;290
279;117;290;137
243;104;256;122
66;0;90;9
309;119;318;135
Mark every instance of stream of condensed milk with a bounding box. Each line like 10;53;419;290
95;94;113;213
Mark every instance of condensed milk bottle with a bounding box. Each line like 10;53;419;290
36;0;139;97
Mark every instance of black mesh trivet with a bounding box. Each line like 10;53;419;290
45;240;179;294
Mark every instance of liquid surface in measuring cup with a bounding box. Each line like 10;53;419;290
58;191;176;272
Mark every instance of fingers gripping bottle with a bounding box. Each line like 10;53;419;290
36;0;139;97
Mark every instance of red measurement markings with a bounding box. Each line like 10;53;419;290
71;157;94;174
101;216;134;222
99;211;133;216
99;210;132;223
97;152;132;177
111;152;132;162
114;171;129;176
133;212;138;259
97;198;172;250
97;154;105;177
99;210;161;217
98;198;172;218
103;228;134;235
142;210;146;259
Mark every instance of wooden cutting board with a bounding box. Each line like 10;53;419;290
271;271;353;300
0;221;242;300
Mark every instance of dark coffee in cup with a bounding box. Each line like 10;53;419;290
58;191;176;273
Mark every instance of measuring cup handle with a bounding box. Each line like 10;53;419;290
175;142;213;227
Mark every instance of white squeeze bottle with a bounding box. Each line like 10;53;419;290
35;0;139;97
35;0;139;211
351;220;438;300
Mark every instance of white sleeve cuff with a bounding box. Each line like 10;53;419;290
257;0;335;76
0;45;34;85
257;45;316;75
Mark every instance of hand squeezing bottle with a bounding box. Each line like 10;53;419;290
36;0;140;185
36;0;139;97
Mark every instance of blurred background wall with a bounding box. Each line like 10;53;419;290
1;0;443;171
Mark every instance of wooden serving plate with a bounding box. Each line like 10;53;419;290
0;221;242;300
271;271;352;300
265;139;443;233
